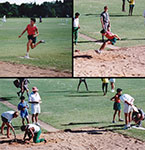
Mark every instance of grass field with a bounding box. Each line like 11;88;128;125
0;78;145;140
0;18;72;71
74;0;145;51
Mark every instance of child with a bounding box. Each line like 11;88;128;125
1;111;19;138
21;124;46;143
132;106;145;127
101;78;109;96
18;96;29;126
95;29;121;54
120;94;135;129
77;78;89;91
18;18;45;59
127;0;135;16
109;78;115;92
73;12;80;45
110;88;124;123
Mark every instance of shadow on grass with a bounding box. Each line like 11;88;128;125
121;38;145;41
0;138;25;144
77;40;103;43
64;128;106;135
0;96;17;101
73;55;93;59
99;124;125;131
84;13;141;17
62;122;99;126
44;90;75;94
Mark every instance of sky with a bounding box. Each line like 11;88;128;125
0;0;63;5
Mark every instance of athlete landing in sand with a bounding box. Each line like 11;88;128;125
18;18;45;59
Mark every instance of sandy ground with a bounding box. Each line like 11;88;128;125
0;61;71;77
0;127;145;150
74;46;145;77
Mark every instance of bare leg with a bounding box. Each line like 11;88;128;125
30;41;41;49
6;124;10;138
26;117;29;124
32;114;35;123
128;112;132;123
1;122;5;134
124;113;128;125
22;118;25;126
27;40;32;53
35;113;39;123
77;80;82;91
118;110;121;119
113;110;117;121
83;80;88;91
100;41;111;51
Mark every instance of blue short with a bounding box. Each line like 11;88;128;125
20;111;29;119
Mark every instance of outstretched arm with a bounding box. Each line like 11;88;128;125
114;34;121;40
19;27;27;38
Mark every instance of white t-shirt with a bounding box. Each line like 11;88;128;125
28;124;40;133
73;18;79;28
1;111;14;123
120;94;134;105
29;92;41;103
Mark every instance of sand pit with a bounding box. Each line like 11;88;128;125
74;46;145;77
0;61;71;77
0;127;145;150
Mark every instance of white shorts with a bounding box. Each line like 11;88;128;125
31;104;41;114
110;78;115;83
124;103;133;113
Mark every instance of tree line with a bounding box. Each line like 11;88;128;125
0;0;72;18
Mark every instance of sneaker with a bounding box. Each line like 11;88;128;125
36;122;40;126
40;40;45;43
95;49;102;54
112;120;116;123
119;118;124;122
24;55;29;59
123;125;128;130
111;89;115;93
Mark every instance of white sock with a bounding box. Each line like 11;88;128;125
26;52;29;57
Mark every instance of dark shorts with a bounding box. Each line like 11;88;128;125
109;38;117;45
27;35;36;43
1;116;8;123
130;5;135;9
113;102;121;111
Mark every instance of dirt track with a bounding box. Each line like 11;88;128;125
0;127;145;150
74;46;145;77
0;61;71;77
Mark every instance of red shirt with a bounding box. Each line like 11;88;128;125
114;94;121;103
104;31;115;40
26;24;37;35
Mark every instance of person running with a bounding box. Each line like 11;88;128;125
95;29;121;54
21;124;46;143
110;88;124;123
120;94;135;129
100;6;111;42
29;87;42;126
1;111;19;138
18;18;45;59
109;78;116;92
73;12;80;45
101;78;109;96
18;96;30;126
17;78;30;97
127;0;135;16
77;78;89;91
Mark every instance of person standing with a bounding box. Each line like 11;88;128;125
101;78;109;96
29;87;42;126
73;12;80;45
127;0;135;16
100;6;111;42
77;78;89;91
109;78;116;92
